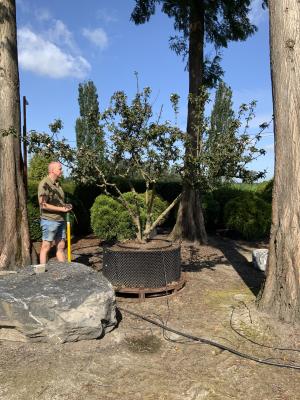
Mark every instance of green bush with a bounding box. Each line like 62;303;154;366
91;192;168;241
224;192;271;240
27;202;42;241
202;193;221;230
257;179;273;203
206;186;242;228
91;195;135;241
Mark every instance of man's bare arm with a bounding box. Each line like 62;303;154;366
39;195;72;213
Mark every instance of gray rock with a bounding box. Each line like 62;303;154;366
0;262;117;343
252;249;269;272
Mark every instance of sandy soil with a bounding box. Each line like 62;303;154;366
0;235;299;400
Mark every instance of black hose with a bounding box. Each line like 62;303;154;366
118;306;300;371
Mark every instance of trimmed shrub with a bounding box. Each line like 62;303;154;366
91;192;168;241
91;195;135;241
27;202;42;241
224;192;271;240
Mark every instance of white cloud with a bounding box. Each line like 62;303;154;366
82;27;108;49
47;20;78;53
97;9;118;23
249;0;268;26
34;8;52;22
18;27;91;79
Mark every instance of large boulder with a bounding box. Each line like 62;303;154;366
0;262;117;343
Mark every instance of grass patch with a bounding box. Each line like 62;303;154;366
204;288;254;308
125;335;162;354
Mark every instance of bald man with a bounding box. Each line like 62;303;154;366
38;161;72;264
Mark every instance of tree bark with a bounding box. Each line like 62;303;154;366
0;0;31;270
171;0;207;243
257;0;300;323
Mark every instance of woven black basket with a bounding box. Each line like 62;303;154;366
103;242;181;288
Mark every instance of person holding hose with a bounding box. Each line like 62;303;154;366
38;161;72;264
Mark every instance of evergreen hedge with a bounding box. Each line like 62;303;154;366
224;192;271;240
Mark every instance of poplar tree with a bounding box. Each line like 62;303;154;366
131;0;258;242
75;81;104;162
205;81;266;187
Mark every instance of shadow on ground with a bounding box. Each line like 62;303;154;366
181;235;265;297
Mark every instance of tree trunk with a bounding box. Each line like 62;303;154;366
257;0;300;323
0;0;31;270
171;0;207;243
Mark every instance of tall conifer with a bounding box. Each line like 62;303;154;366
131;0;258;242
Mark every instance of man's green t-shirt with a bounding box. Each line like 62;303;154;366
38;176;65;221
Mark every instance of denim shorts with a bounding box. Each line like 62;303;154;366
40;219;66;242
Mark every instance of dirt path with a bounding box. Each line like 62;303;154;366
0;236;299;400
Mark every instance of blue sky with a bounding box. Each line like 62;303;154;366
16;0;274;179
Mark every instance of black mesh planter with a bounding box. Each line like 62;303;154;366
102;239;184;298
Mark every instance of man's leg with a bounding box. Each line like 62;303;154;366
55;239;66;262
40;241;51;264
40;219;54;264
55;220;67;262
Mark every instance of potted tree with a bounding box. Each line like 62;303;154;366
28;81;186;297
27;80;268;298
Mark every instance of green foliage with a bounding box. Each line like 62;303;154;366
211;185;246;227
27;202;42;241
224;192;271;240
202;193;221;230
76;80;105;162
257;179;273;203
28;154;53;181
26;81;267;241
91;195;135;241
73;83;183;240
204;81;267;188
98;84;183;183
28;180;39;205
91;192;168;241
201;182;273;235
61;180;76;195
